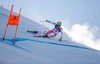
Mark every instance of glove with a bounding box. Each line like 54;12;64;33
46;20;48;22
59;37;62;41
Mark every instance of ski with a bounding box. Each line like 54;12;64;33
27;30;38;34
33;35;50;38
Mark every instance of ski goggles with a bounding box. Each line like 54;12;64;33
56;25;61;27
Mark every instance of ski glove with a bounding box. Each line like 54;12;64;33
46;20;49;22
59;37;62;41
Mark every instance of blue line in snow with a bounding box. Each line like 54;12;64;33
30;39;97;51
0;38;99;52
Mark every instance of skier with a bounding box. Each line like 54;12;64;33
27;20;63;41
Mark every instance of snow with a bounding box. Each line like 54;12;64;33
0;6;100;64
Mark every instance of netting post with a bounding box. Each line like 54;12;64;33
13;25;18;45
2;4;14;41
3;25;8;41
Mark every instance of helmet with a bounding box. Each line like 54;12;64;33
57;21;62;25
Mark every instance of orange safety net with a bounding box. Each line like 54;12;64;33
3;4;22;44
7;13;20;26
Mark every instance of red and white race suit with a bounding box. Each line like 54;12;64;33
45;21;63;38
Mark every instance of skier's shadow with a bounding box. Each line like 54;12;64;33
0;38;32;53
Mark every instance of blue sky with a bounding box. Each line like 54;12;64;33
1;0;100;37
0;0;100;50
0;1;100;22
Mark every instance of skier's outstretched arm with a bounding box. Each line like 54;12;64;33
59;29;63;41
46;20;56;25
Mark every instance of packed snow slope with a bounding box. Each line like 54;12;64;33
0;6;100;64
